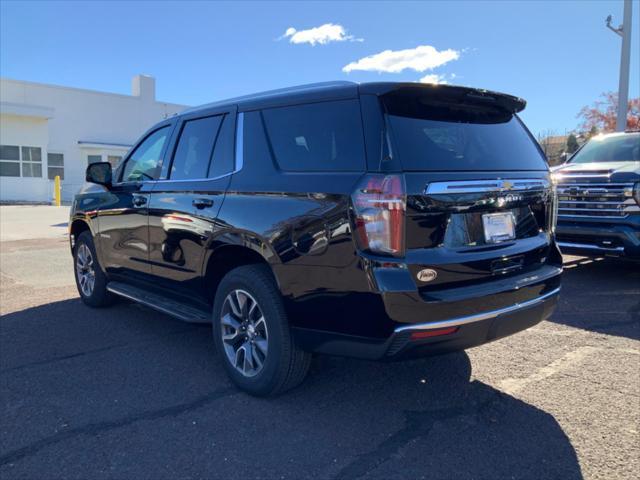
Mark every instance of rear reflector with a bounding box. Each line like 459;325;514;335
410;327;458;340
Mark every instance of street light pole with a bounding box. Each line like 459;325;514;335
606;0;633;132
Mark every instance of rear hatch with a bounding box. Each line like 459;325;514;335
381;86;558;290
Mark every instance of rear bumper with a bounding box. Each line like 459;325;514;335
293;265;561;360
293;286;559;360
385;286;559;358
556;219;640;259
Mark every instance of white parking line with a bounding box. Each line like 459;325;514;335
500;346;600;395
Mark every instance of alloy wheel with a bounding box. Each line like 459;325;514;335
76;243;96;297
220;289;269;377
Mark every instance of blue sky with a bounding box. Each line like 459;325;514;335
1;0;638;136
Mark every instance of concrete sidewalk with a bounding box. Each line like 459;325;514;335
0;205;71;242
0;206;74;294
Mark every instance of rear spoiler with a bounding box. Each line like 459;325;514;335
359;83;527;114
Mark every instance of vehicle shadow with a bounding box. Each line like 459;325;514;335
552;255;640;340
288;352;584;480
0;298;583;479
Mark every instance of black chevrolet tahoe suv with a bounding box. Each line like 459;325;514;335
70;82;562;396
554;131;640;260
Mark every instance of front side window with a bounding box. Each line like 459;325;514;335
121;126;170;182
0;145;20;177
47;153;64;180
261;100;365;172
170;116;222;180
570;133;640;164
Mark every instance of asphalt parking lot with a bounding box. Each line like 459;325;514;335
0;206;638;480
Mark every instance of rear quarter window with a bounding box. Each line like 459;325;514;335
261;100;365;172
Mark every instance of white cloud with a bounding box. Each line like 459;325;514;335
280;23;362;46
419;74;448;84
342;45;460;73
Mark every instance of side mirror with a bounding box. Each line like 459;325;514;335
86;162;112;187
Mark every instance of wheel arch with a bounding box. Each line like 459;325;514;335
202;236;282;303
69;218;92;250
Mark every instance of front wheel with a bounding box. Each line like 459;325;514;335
73;231;113;307
212;264;311;397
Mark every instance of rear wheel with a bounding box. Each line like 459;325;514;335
73;231;113;307
212;264;311;396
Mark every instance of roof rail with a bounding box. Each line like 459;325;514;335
182;81;357;115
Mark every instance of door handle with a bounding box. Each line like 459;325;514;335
133;195;147;207
192;198;214;209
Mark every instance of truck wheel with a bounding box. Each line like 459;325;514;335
212;264;311;397
73;231;113;307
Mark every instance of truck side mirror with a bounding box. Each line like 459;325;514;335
86;162;112;187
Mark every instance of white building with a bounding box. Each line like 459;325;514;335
0;75;188;202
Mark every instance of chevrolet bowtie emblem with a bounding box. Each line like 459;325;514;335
502;181;514;190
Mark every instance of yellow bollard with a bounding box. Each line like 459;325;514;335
54;175;61;206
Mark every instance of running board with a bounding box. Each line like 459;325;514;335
107;281;210;324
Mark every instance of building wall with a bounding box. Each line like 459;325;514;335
0;114;50;201
0;76;188;202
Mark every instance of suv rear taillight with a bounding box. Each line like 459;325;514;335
352;174;406;257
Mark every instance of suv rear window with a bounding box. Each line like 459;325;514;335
261;100;365;172
384;97;547;171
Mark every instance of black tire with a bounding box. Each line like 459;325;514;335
73;231;114;307
212;264;311;397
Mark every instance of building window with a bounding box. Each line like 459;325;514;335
47;153;64;180
21;147;43;177
0;145;21;177
107;155;122;167
88;154;102;164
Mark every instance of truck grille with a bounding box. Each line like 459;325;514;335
556;182;638;219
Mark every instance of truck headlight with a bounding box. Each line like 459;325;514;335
634;182;640;206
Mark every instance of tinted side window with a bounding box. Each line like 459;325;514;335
121;127;170;182
209;115;235;178
170;116;222;180
261;100;365;172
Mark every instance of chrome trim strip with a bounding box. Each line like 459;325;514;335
558;214;629;220
556;182;634;189
557;200;629;205
235;112;244;171
394;287;561;333
425;178;550;195
139;114;245;185
558;207;622;212
557;242;625;253
153;172;235;184
557;174;612;179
